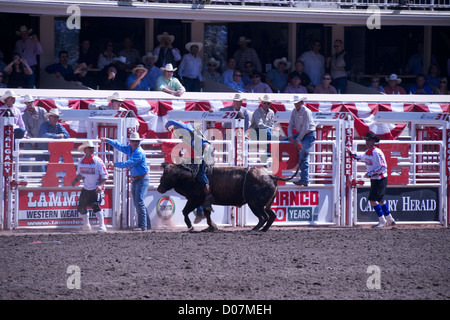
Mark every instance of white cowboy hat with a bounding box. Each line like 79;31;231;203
157;32;175;44
293;95;307;104
21;94;35;104
274;57;291;69
44;108;61;119
385;73;402;84
206;57;220;68
129;132;143;141
237;36;251;45
185;42;203;52
16;25;32;36
132;64;147;74
78;140;99;152
160;63;177;72
112;56;127;64
259;94;272;103
107;92;125;102
141;52;158;65
232;93;246;101
0;90;18;102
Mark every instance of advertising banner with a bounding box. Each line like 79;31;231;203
357;187;440;223
244;188;334;226
145;189;231;228
17;188;113;228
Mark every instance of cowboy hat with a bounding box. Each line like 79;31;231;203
132;64;147;73
129;132;143;141
185;42;203;52
259;95;272;103
160;63;177;72
364;132;380;143
44;108;61;119
21;94;35;104
112;56;127;64
107;92;125;102
237;36;251;45
78;140;99;152
206;57;220;68
274;57;291;69
141;52;158;65
157;32;175;44
385;74;402;84
232;93;246;101
0;90;18;102
293;95;307;104
16;25;32;36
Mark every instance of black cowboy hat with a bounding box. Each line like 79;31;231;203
364;132;380;143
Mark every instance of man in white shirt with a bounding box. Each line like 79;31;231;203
178;42;204;92
287;96;317;187
72;140;109;232
298;40;325;87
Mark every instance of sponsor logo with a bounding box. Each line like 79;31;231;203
157;196;175;220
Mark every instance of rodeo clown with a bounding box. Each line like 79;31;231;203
164;120;215;223
72;140;109;232
347;132;396;228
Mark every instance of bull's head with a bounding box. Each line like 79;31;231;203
157;163;194;194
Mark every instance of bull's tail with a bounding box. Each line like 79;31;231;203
270;165;300;182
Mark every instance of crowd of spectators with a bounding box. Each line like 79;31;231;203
0;27;448;95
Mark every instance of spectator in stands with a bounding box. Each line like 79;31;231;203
142;52;163;91
298;40;325;87
126;64;150;91
3;53;33;88
0;71;6;88
245;71;272;93
39;108;69;140
64;62;96;89
425;64;440;93
266;57;290;93
202;57;223;84
222;57;241;86
0;90;27;139
156;63;185;96
241;61;255;86
119;37;141;67
408;74;433;95
98;65;126;90
78;39;96;69
154;32;181;68
0;50;7;72
45;50;74;79
288;60;313;93
233;36;262;73
313;73;337;94
106;92;126;111
14;25;43;88
21;94;47;172
250;94;275;151
436;77;448;95
97;41;117;70
368;75;385;93
326;39;351;94
383;74;406;94
225;70;246;92
284;74;307;94
179;42;204;92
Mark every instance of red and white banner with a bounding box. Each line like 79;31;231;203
2;98;448;141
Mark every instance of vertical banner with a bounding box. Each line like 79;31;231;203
3;124;13;177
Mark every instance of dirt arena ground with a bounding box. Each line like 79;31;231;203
0;225;449;302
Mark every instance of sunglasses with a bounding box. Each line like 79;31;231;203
323;77;331;80
262;102;271;105
207;64;216;67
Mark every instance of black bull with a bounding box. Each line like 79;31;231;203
157;163;299;231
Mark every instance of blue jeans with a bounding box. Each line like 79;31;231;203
284;131;316;184
182;77;200;92
132;175;151;230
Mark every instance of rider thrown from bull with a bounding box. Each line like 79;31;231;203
164;120;215;219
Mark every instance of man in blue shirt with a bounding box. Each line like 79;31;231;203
225;70;246;92
126;64;151;91
101;133;151;231
408;74;433;95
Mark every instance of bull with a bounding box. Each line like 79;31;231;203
157;163;299;232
